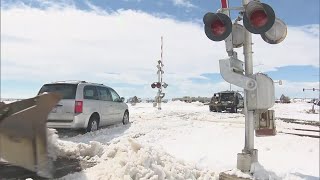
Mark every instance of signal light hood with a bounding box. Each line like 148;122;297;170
243;2;275;34
203;12;232;42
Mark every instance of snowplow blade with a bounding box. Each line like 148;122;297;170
0;93;61;178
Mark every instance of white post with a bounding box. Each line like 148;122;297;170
157;36;164;110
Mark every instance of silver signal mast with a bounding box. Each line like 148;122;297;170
151;36;168;110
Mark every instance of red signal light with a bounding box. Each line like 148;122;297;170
203;12;232;42
250;10;268;28
211;19;226;36
151;83;156;88
156;82;161;88
243;2;275;34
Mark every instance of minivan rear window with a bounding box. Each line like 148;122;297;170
38;84;77;99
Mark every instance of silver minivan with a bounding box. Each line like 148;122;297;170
38;81;129;132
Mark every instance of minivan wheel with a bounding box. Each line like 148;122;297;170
86;117;99;132
123;111;129;125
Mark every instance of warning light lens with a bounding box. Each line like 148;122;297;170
211;20;226;36
250;10;268;28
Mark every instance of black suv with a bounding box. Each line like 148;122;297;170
209;91;244;113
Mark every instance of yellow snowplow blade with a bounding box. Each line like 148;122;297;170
0;93;61;178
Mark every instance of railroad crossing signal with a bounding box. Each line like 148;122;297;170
203;0;288;174
151;36;168;110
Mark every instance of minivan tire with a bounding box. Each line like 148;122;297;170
123;111;129;125
86;116;99;132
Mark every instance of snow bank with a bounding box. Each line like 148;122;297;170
47;128;105;163
47;128;59;160
60;138;216;180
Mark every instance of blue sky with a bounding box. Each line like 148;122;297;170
1;0;319;99
2;0;319;25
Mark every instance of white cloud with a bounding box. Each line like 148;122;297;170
171;0;196;8
1;4;319;99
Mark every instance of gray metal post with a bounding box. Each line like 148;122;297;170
243;20;254;151
236;0;258;173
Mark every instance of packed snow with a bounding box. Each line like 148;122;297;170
45;101;319;179
271;102;319;121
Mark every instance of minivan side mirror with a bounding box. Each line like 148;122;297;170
120;97;125;102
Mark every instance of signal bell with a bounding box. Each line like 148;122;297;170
243;1;275;34
203;12;232;41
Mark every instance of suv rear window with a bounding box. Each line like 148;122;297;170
220;93;235;101
38;84;77;99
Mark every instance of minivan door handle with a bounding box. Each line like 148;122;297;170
56;104;63;107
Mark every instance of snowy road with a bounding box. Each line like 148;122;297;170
1;101;319;179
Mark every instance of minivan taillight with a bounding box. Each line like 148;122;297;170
75;101;83;113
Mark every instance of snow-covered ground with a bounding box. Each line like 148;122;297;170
47;102;319;179
271;102;320;121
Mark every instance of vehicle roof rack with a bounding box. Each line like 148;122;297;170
52;80;87;83
51;80;104;86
